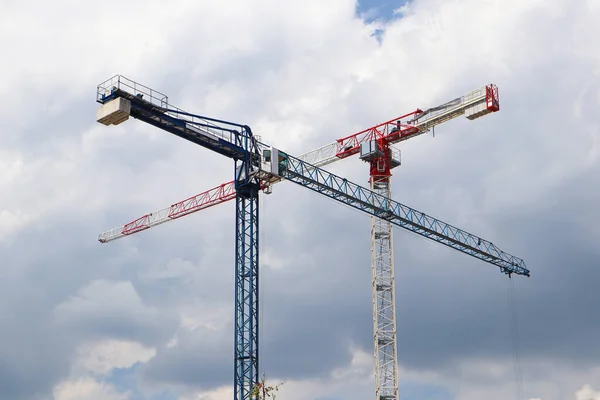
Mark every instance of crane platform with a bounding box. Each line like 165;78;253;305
96;75;254;161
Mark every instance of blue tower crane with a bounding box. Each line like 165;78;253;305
95;75;529;400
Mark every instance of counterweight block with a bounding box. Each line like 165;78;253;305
96;97;131;126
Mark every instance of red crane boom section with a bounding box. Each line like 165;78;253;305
335;110;422;159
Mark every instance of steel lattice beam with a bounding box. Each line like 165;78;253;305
234;133;262;400
371;179;398;400
234;186;260;400
278;152;529;277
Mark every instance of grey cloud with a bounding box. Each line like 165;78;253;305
0;213;180;399
0;293;72;400
134;153;600;392
141;327;232;389
260;167;600;379
1;1;599;399
52;279;178;346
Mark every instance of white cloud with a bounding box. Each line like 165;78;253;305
0;209;29;244
140;257;198;282
576;385;600;400
179;347;373;400
74;339;156;376
430;360;600;400
53;377;129;400
185;358;599;400
177;301;231;333
51;279;177;349
54;280;151;318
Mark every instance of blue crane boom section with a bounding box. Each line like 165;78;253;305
98;85;251;160
277;151;529;277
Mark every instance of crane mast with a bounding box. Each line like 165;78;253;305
371;178;397;400
360;85;499;400
97;75;262;400
94;76;525;400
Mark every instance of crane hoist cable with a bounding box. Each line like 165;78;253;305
507;275;524;400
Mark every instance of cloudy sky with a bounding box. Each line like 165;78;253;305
1;0;599;399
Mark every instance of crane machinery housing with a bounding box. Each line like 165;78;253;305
95;75;528;400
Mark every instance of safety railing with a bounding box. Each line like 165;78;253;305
96;75;249;148
97;75;169;109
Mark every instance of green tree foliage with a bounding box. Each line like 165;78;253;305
250;374;285;400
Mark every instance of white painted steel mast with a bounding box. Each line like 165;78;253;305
371;178;398;400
